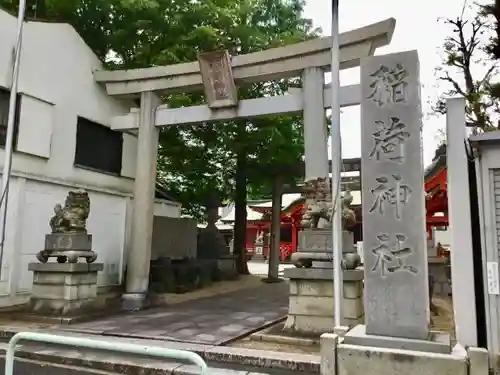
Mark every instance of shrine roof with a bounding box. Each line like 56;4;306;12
248;194;302;210
197;222;233;231
219;206;264;223
249;191;362;214
424;144;446;182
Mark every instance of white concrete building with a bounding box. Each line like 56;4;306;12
0;9;181;307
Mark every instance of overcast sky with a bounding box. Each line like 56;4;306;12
303;0;474;166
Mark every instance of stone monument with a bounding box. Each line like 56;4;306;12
283;178;364;334
338;51;466;375
197;199;237;280
28;190;104;317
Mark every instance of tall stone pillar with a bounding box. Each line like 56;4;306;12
344;50;451;353
303;67;328;181
122;91;160;311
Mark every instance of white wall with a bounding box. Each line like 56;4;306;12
0;10;182;307
0;9;137;189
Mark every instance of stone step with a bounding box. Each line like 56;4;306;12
0;328;320;375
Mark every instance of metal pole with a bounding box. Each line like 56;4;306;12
330;0;344;331
0;0;27;279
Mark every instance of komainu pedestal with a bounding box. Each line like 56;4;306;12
284;230;364;335
28;189;104;317
291;229;361;270
37;233;96;264
283;267;364;335
28;262;104;316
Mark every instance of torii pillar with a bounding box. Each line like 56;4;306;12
302;67;329;183
122;91;160;311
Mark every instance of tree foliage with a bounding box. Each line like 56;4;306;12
434;6;499;131
481;0;500;60
0;0;318;219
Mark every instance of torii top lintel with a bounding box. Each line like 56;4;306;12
94;18;395;97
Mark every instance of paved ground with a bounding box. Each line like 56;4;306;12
65;281;289;345
247;260;294;278
0;358;104;375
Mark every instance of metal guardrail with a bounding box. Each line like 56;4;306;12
5;331;209;375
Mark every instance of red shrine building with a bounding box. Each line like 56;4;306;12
424;144;449;243
219;148;449;261
219;191;362;261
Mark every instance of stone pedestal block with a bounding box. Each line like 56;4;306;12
337;342;468;375
37;233;97;264
344;324;451;354
292;230;361;270
283;267;364;335
216;255;238;280
28;262;103;316
298;229;355;254
428;257;452;296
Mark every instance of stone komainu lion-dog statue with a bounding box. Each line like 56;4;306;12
50;190;90;234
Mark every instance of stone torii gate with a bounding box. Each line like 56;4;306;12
94;18;396;310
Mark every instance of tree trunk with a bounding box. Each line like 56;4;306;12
27;0;46;18
234;148;249;274
35;0;46;18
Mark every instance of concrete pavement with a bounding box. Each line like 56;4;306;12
63;281;289;345
0;357;103;375
0;331;319;375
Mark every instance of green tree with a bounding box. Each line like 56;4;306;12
481;0;500;60
1;0;317;272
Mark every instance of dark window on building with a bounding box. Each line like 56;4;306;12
0;87;21;149
74;117;123;175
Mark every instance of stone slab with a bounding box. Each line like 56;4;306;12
45;233;92;251
284;275;364;334
312;261;333;269
337;342;467;375
288;295;362;319
67;282;289;345
320;333;337;375
32;283;98;301
217;256;238;280
29;297;99;315
284;267;364;281
467;347;489;375
298;230;354;253
33;270;98;285
361;50;429;339
204;345;319;372
0;327;321;373
343;324;451;354
29;262;104;273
